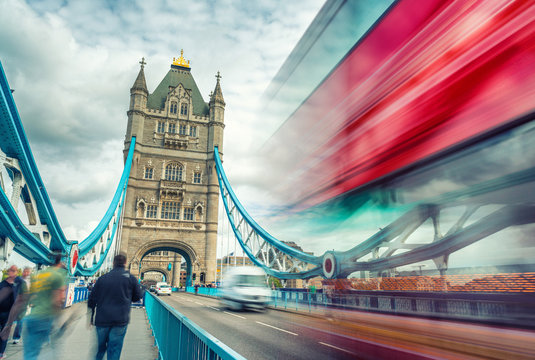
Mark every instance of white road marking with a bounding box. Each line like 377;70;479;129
208;306;220;311
255;321;298;336
194;301;204;306
318;342;355;355
223;311;246;319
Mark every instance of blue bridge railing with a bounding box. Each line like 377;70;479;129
73;286;89;304
180;286;534;326
185;286;220;297
144;292;245;360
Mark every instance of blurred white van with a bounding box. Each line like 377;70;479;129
220;267;271;310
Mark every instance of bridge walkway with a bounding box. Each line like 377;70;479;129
4;303;157;360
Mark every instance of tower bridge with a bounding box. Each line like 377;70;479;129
120;51;225;286
1;0;535;358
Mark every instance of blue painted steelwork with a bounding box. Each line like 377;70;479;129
144;292;245;360
185;286;220;297
73;287;89;304
0;188;53;263
270;289;534;327
75;137;135;276
75;179;128;276
0;61;136;275
214;147;323;280
0;61;70;254
215;146;535;279
78;137;135;256
75;140;134;275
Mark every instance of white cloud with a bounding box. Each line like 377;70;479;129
0;0;325;247
2;0;531;275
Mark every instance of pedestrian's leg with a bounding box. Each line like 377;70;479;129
0;313;8;356
106;325;127;360
0;334;6;355
95;327;111;360
23;317;52;360
13;319;22;342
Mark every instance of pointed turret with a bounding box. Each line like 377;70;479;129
210;71;225;106
125;58;148;150
208;71;225;152
130;58;148;111
131;58;148;93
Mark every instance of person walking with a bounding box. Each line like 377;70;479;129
12;267;31;344
0;265;27;359
23;254;67;360
88;253;142;360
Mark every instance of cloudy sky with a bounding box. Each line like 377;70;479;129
2;0;533;273
0;0;325;257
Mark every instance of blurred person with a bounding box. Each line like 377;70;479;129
23;254;67;360
88;253;142;360
0;265;27;359
12;267;31;344
309;283;317;302
87;280;94;293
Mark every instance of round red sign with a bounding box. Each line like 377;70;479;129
69;244;79;275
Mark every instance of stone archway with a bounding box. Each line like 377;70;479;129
130;240;199;287
140;267;170;283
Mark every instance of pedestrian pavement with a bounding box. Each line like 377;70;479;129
4;302;158;359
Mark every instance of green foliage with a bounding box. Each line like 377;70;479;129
268;276;282;288
1;268;22;280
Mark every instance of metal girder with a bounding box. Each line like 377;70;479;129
75;137;135;276
333;204;535;277
214;147;322;279
0;140;54;265
214;147;535;280
0;60;136;275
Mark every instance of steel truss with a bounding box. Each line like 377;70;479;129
214;147;535;279
0;61;135;275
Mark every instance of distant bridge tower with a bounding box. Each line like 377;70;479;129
119;51;225;286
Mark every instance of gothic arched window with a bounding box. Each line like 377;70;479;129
195;206;203;222
183;207;194;221
144;167;153;179
170;102;178;114
180;103;188;116
157;121;165;133
165;163;183;181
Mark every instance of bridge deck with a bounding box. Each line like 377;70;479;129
4;303;157;360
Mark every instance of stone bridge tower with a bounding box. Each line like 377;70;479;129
119;51;225;286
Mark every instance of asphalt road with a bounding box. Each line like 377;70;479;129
160;292;436;360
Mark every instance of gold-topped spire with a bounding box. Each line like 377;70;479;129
172;49;191;68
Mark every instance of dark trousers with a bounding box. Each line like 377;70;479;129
95;325;128;360
13;319;23;340
0;312;8;354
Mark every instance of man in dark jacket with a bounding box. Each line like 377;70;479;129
0;265;26;359
88;253;142;360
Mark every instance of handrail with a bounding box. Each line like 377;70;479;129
144;292;245;360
